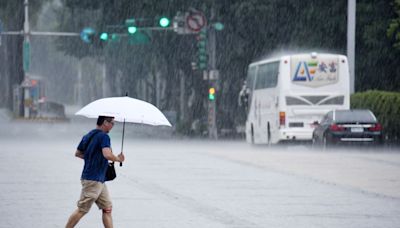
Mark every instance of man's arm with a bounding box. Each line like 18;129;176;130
102;147;125;162
75;150;84;159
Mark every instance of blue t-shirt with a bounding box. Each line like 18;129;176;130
77;129;111;183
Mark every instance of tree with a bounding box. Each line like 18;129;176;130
387;0;400;50
356;0;400;91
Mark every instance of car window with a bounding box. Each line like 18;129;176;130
335;110;376;123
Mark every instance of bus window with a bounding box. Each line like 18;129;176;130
255;62;279;90
266;62;279;88
286;96;311;106
320;96;344;105
246;67;256;91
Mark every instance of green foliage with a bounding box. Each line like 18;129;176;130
351;90;400;142
356;0;400;92
387;0;400;50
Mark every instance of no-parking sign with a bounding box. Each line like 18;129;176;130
186;11;207;32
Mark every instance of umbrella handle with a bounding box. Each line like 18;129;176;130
119;151;123;167
120;119;125;168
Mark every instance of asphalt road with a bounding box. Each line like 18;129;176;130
0;121;399;227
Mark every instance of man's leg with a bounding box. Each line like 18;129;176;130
65;209;86;228
97;183;113;228
102;208;113;228
67;180;101;227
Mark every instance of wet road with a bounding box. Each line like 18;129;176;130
0;120;399;227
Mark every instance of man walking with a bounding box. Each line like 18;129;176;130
66;116;125;228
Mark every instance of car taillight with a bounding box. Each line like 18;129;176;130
279;112;285;126
330;124;345;131
368;123;382;132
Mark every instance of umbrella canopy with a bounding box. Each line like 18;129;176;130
75;96;171;127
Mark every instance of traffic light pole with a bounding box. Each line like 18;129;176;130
207;7;218;140
22;0;31;118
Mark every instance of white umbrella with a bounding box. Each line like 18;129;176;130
75;96;172;165
75;96;171;126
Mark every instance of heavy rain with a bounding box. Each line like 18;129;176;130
0;0;400;227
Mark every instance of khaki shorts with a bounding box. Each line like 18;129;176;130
77;180;112;213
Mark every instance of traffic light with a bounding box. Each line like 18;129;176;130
213;22;224;31
197;28;207;70
99;32;108;41
80;27;107;47
209;87;216;100
173;13;186;34
126;18;137;34
128;26;137;34
80;27;96;43
110;33;120;42
159;17;170;27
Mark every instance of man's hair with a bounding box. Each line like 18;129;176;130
97;116;114;126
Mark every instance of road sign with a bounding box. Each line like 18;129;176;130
209;70;219;80
23;41;30;72
186;11;207;32
21;77;32;87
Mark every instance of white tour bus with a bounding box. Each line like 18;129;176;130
245;52;350;144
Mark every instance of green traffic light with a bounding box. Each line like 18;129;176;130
199;63;207;70
213;22;224;31
209;87;216;100
159;17;170;27
100;32;108;41
128;26;137;34
198;40;206;48
199;55;207;61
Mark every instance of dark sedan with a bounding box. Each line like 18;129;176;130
312;109;383;148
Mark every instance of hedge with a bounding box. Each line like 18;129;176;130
351;90;400;142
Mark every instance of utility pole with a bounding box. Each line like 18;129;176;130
347;0;356;94
22;0;31;118
207;6;218;139
208;7;218;139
